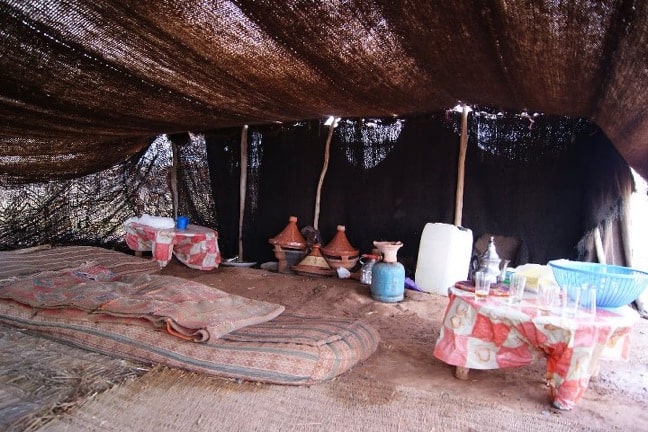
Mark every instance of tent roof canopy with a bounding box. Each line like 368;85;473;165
1;0;648;182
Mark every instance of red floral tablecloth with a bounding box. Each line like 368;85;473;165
433;287;639;410
124;222;221;270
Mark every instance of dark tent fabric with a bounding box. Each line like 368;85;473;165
205;112;631;269
0;108;633;273
1;0;648;183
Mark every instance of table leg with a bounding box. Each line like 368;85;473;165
590;358;601;380
455;366;470;380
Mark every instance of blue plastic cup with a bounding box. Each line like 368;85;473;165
176;216;189;230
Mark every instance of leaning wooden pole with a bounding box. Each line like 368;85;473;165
594;226;606;264
313;121;335;231
238;125;249;261
454;105;469;226
171;140;180;220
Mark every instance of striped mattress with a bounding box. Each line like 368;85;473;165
0;246;379;384
0;245;161;279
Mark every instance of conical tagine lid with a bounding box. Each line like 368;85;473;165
292;244;335;276
321;225;359;256
269;216;307;249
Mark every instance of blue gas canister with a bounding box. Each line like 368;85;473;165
370;241;405;303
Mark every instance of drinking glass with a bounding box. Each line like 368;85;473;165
474;271;494;301
580;284;597;319
560;286;581;318
508;273;526;305
538;279;559;312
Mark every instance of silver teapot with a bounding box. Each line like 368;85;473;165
470;236;510;283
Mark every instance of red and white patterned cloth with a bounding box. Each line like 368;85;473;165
124;222;221;270
433;287;639;410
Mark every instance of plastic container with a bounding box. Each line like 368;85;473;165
548;259;648;308
414;223;473;296
176;215;189;230
359;254;379;285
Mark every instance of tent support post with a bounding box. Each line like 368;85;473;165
238;125;249;262
594;226;606;264
454;106;469;226
171;141;179;220
620;206;633;267
314;122;335;231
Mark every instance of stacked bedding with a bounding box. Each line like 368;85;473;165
0;246;379;384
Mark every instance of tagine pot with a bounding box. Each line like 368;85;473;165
268;216;307;273
321;225;360;270
292;243;335;277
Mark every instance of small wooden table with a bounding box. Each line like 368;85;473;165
124;222;221;270
433;286;639;410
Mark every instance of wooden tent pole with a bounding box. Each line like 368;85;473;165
238;125;249;261
454;105;469;226
171;140;179;220
314;120;335;230
620;203;633;267
594;226;606;264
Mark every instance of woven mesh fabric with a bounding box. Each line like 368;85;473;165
0;1;647;181
0;134;216;250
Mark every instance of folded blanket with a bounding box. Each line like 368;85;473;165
125;214;175;229
0;265;284;342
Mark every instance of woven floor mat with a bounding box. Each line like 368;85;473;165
37;367;607;432
0;323;151;432
0;245;160;279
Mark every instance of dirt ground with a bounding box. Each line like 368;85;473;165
161;260;648;431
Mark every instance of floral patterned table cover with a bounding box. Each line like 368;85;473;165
433;287;639;410
124;222;221;270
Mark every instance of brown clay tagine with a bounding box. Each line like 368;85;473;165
292;244;336;277
268;216;307;274
321;225;360;270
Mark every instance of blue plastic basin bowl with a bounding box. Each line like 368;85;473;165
548;259;648;308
